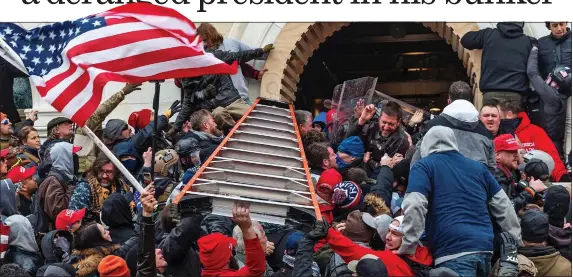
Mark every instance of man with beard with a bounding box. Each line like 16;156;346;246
174;109;224;167
0;113;14;150
37;117;75;180
69;153;130;224
494;134;545;213
347;101;409;178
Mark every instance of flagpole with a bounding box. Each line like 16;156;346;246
82;126;145;194
150;80;164;181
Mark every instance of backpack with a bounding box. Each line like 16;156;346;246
401;256;431;277
325;253;354;277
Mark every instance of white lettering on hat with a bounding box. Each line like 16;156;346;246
65;210;74;218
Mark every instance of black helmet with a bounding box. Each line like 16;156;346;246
546;65;572;96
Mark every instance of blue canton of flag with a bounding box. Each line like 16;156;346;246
0;18;106;77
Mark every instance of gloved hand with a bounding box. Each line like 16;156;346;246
530;37;539;48
163;100;182;118
497;232;519;277
263;44;275;53
307;219;329;241
204;84;217;99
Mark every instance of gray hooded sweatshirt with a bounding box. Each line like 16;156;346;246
399;126;522;265
0;179;18;221
5;214;39;253
412;100;496;172
50;142;75;181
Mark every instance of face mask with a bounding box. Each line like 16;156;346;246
121;160;139;175
336;154;351;171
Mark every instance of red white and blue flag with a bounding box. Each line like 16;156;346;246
0;3;237;126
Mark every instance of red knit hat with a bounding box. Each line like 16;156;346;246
128;109;153;130
98;255;130;277
198;233;236;270
317;169;343;195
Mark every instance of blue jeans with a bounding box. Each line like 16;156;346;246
438;253;492;277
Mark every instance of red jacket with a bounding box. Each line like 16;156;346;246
325;228;433;276
514;112;568;181
201;238;267;277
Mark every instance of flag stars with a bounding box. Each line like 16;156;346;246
27;67;34;73
3;26;13;35
9;41;17;48
81;18;89;24
24;34;32;41
22;45;31;53
11;33;19;41
48;31;56;39
31;57;41;66
39;33;46;42
75;27;81;36
45;57;53;66
92;21;101;27
0;33;5;41
41;69;47;75
19;53;27;60
56;57;62;64
35;44;44;54
59;30;66;39
48;45;56;53
68;29;74;36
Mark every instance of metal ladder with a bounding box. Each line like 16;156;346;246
173;98;321;225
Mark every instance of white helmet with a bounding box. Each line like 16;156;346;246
522;150;554;175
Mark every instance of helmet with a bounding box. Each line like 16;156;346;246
522;150;555;175
174;137;201;169
154;149;179;177
546;65;572;96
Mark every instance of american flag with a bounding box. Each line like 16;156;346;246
0;3;237;126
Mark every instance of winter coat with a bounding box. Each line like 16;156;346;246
461;22;533;94
500;112;569;182
158;215;204;277
175;48;265;131
412;100;496;173
69;177;128;225
111;115;168;158
291;237;321;277
176;130;224;165
548;225;572;262
519;245;572;277
401;126;522;264
38;137;70;180
324;228;432;277
3;215;44;276
17;146;41;167
528;47;569;156
41;230;73;264
372;166;394;209
345;120;409;174
37;142;78;230
494;164;535;213
538;29;572;79
101;193;134;244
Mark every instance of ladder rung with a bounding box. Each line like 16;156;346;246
203;167;308;182
184;191;314;210
221;147;302;160
246;116;293;126
212;156;305;171
228;138;300;151
234;130;298;142
195;178;311;194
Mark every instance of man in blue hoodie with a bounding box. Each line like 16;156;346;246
398;126;522;276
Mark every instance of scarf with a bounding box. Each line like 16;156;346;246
87;173;111;215
282;254;321;277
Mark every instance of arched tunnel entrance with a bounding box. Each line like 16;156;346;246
259;22;484;113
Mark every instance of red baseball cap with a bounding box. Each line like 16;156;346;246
0;148;8;158
55;208;86;230
494;134;520;152
72;146;82;154
6;166;36;183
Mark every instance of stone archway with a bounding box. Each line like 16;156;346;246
260;22;485;108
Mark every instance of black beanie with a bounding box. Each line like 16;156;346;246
392;158;411;187
520;210;549;243
544;185;570;227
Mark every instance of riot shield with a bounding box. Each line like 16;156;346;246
328;77;378;148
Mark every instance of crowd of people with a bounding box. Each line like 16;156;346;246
0;21;572;277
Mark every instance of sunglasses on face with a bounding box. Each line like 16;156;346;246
1;119;10;125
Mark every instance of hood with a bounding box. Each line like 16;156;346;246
515;112;531;133
519;246;563;276
112;141;141;162
408;245;433;267
50;142;75;180
420;126;459;158
103;119;128;143
41;230;74;264
497;22;525;38
0;179;18;219
5;214;39;253
548;225;572;248
102;193;133;228
442;100;479;123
